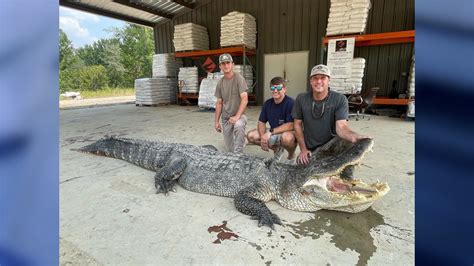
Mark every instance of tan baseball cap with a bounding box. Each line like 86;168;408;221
310;64;331;78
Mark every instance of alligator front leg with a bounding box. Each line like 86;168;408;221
155;156;186;195
234;184;281;230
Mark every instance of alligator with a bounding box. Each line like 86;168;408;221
77;136;390;229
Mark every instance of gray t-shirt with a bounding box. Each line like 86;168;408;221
214;72;248;120
292;89;348;149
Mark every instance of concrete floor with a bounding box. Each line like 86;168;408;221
60;103;414;265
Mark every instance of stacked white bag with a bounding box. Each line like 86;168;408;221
326;0;371;36
220;11;257;49
134;78;176;105
147;53;184;104
330;58;366;94
173;23;209;52
198;72;223;109
152;53;182;77
233;64;254;92
408;55;415;98
178;67;199;93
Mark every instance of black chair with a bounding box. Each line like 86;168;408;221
347;87;380;121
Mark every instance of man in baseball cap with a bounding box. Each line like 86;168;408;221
219;53;233;64
214;53;248;153
292;64;370;179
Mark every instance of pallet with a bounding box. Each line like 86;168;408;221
325;31;365;38
135;103;170;107
175;49;208;53
220;44;256;49
198;107;215;112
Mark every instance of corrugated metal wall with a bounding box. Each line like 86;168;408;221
154;0;414;103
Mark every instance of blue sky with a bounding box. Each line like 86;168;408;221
59;6;126;48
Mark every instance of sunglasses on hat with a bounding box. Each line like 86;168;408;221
270;85;284;91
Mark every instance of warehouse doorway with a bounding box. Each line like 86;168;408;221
263;51;309;101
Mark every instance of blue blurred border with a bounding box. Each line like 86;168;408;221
416;0;474;264
1;0;473;265
0;1;59;265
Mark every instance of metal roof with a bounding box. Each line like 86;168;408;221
59;0;201;27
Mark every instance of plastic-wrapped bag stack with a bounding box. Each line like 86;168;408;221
330;58;366;94
406;55;415;118
408;55;415;98
326;0;371;36
198;72;223;109
407;101;415;118
152;53;182;77
233;64;254;92
134;78;176;105
149;53;184;103
220;11;257;49
173;23;209;52
178;67;199;93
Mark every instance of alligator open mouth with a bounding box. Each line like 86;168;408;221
304;175;389;196
300;173;390;213
299;138;390;212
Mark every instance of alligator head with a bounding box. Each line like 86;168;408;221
277;137;390;213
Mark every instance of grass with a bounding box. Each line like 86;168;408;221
60;88;135;100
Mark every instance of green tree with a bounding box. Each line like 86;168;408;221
112;24;154;86
76;38;126;87
103;40;126;87
76;65;109;91
60;65;109;92
59;29;84;92
76;43;101;66
59;29;75;71
60;23;154;93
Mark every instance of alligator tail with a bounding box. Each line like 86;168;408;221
74;136;171;171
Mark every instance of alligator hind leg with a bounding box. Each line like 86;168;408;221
234;185;281;230
154;156;186;195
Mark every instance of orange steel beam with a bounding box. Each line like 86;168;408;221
175;46;256;58
373;98;413;105
323;30;415;46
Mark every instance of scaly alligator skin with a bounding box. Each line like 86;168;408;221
77;136;390;229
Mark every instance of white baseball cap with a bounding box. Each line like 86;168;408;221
310;64;331;78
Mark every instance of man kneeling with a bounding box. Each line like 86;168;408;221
247;77;297;160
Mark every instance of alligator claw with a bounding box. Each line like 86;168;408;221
256;212;282;230
155;179;177;196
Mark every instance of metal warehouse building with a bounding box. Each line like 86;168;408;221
61;0;414;105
